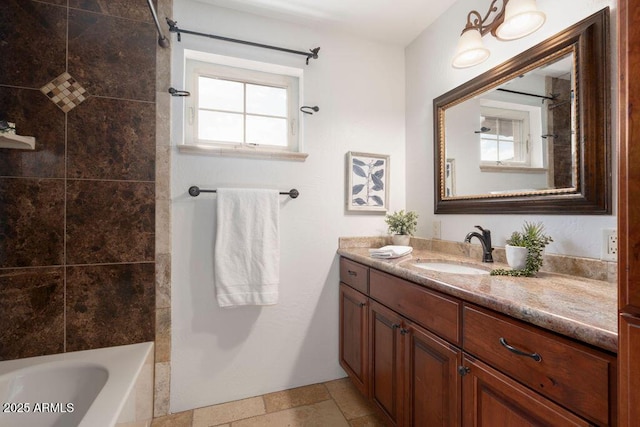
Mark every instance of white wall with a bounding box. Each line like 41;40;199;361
170;1;405;412
405;0;617;258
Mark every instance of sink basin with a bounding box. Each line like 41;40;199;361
413;262;489;275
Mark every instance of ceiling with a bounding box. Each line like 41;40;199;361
194;0;459;46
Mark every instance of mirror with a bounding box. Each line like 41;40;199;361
434;8;610;214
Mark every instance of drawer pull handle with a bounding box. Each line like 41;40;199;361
358;302;366;307
347;270;358;276
499;337;542;362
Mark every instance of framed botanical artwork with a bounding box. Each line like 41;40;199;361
346;151;390;212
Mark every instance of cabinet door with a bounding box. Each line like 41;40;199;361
370;300;404;426
462;356;590;427
339;283;369;396
404;320;461;427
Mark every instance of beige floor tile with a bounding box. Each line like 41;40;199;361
192;397;266;427
349;413;387;427
232;400;349;427
263;383;331;413
151;410;194;427
324;378;376;420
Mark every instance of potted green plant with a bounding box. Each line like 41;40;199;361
384;210;418;246
493;221;553;277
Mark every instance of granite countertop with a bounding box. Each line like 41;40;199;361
337;245;618;353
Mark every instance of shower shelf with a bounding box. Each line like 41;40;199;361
0;133;36;150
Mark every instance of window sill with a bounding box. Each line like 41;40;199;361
480;165;547;173
178;144;308;162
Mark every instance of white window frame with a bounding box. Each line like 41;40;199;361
178;51;307;161
480;109;530;166
477;100;547;173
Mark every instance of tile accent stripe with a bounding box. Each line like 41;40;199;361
40;72;87;112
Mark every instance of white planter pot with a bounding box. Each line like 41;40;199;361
391;234;411;246
506;245;529;270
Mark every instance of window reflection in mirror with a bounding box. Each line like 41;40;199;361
443;51;575;198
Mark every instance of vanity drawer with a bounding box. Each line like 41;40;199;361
340;258;369;294
463;305;614;426
370;269;461;345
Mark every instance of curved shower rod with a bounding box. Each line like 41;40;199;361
166;19;320;65
146;0;170;48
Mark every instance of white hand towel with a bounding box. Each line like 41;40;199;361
369;245;413;259
214;188;279;307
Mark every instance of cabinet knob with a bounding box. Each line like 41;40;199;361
457;366;470;376
392;323;401;329
358;302;366;307
400;328;409;335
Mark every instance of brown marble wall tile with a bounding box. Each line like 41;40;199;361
66;180;155;264
67;97;156;180
69;0;156;22
0;87;66;178
68;9;156;101
0;178;65;267
0;267;64;360
66;263;155;351
0;1;66;88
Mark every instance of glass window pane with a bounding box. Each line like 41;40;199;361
480;139;498;161
199;77;244;112
498;120;514;138
498;141;515;161
482;117;497;134
246;116;287;146
198;111;243;143
246;84;287;117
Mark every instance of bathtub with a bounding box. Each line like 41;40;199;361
0;342;153;427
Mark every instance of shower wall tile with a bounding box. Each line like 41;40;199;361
0;87;66;178
2;0;159;362
0;178;65;268
0;1;66;88
67;97;156;181
0;267;64;360
66;263;155;351
68;9;156;101
66;180;155;265
69;0;156;22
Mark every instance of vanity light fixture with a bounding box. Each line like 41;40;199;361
452;0;546;69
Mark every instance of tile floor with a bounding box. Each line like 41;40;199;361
151;378;387;427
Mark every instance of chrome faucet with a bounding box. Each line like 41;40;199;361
465;225;494;263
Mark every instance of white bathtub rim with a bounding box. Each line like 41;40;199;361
0;342;153;427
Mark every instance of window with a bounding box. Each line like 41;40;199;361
181;53;306;160
479;108;530;167
480;116;526;164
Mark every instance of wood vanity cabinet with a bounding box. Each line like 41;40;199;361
338;257;615;426
339;283;369;397
461;355;591;427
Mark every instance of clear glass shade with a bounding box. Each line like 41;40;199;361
496;0;546;40
452;29;490;69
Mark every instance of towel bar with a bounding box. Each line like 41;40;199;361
188;186;299;199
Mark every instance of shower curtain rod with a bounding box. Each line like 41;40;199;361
496;88;556;101
147;0;170;47
166;19;320;65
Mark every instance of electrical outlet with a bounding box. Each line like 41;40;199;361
601;229;617;261
432;220;442;239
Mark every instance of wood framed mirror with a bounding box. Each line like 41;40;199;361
434;8;610;214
